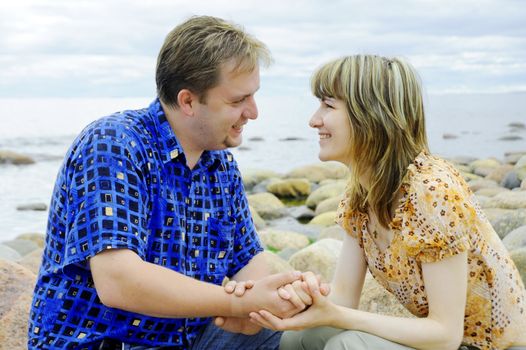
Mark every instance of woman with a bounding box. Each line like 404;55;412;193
249;55;526;350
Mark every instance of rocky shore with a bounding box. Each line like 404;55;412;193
1;151;526;349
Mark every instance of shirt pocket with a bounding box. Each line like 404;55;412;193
204;217;235;282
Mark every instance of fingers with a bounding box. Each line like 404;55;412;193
282;283;306;310
265;270;302;289
301;271;320;295
249;311;277;330
320;282;331;296
291;280;313;305
277;287;291;300
224;280;256;297
224;280;236;294
234;281;248;297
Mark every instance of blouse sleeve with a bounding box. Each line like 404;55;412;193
335;185;365;246
400;172;474;263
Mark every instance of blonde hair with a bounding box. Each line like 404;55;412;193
156;16;272;107
311;55;429;227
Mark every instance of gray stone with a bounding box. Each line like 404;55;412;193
485;164;514;183
15;233;45;248
504;152;526;165
319;225;346;241
288;238;342;282
259;229;310;251
501;171;522;189
261;251;293;274
267;216;321;240
482;208;516;223
0;244;22;262
359;273;414;317
277;247;301;261
490;209;526;239
249;206;266;230
510;247;526;285
287;205;315;221
475;187;510;197
485;191;526;209
3;239;39;256
247;192;286;220
16;202;48;211
306;181;346;209
499;135;523;141
242;169;282;191
502;226;526;252
19;248;43;274
309;211;337;227
266;178;311;198
287;162;349;183
315;196;341;216
467;179;499;192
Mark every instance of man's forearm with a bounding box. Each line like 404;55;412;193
90;249;248;319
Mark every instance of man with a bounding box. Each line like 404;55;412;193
28;16;303;349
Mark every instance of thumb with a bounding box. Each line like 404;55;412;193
265;271;301;289
214;317;226;327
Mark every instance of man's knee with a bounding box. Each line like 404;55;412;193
280;327;343;350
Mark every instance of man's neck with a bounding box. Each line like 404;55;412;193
161;101;203;170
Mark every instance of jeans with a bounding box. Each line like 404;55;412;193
122;322;282;350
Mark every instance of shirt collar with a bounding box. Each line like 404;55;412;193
148;98;222;170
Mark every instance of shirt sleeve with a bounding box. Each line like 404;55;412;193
399;173;473;263
335;182;365;247
227;164;263;277
63;129;151;273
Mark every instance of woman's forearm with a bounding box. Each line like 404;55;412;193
331;305;462;350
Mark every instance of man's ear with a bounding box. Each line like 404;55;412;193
177;89;197;116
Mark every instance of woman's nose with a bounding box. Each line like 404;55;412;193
309;111;322;128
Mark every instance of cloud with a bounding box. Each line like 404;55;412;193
0;0;525;96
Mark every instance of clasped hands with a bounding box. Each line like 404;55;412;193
215;271;333;334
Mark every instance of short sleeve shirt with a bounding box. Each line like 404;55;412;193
336;152;526;350
28;99;263;349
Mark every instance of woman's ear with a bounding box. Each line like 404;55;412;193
177;89;197;117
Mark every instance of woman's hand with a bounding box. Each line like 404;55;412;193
249;271;336;331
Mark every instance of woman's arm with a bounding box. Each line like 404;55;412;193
253;250;468;350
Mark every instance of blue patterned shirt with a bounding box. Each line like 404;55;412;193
28;99;263;349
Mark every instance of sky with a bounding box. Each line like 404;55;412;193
1;0;525;98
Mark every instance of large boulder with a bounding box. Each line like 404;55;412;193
319;225;346;241
261;251;293;274
266;178;311;198
286;162;349;183
0;244;22;262
288;239;342;282
249;206;266;230
314;196;341;216
485;164;514;183
247;192;286;220
306;181;346;209
502;226;526;252
475;187;510;197
501;171;522;189
510;247;526;285
309;211;337;227
3;239;40;257
484;191;526;209
0;150;35;165
19;248;44;274
0;259;37;349
16;203;48;211
267;216;322;240
515;155;526;181
242;169;282;190
259;229;310;251
504;152;526;165
469;158;501;172
358;273;414;317
490;210;526;239
15;233;45;248
467;179;499;192
482;208;516;223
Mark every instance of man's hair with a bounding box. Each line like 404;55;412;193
311;55;429;227
156;15;271;107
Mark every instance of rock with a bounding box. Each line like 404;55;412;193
242;169;282;190
19;248;43;274
268;216;322;240
277;247;300;261
2;239;39;256
0;150;35;165
0;259;37;348
266;178;311;198
473;166;497;177
522;179;526;190
504;152;526;165
259;229;310;251
442;133;458;139
247;192;286;220
502;226;526;252
249;206;266;230
475;187;510;197
287;205;315;222
467;179;499;192
482;208;515;223
499;135;523;141
485;164;514;183
248;136;264;142
15;233;45;248
510;248;526;285
515;155;526;181
306;181;346;209
319;225;346;241
461;172;482;182
0;244;22;262
448;156;477;166
314;196;341;216
501;171;522;189
469;158;501;172
490;209;526;239
358;273;414;317
16;202;48;211
309;211;337;227
508;122;526;129
279;137;305;141
261;251;293;274
288;239;342;282
287;162;349;183
485;191;526;209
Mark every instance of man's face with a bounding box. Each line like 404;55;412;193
193;61;260;151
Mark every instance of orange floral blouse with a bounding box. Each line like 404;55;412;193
336;152;526;350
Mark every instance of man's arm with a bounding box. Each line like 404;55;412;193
90;248;300;319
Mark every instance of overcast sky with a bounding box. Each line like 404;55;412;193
1;0;525;98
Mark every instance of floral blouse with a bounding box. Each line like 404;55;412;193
336;152;526;350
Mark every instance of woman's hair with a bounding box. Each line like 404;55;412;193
156;15;272;108
311;55;429;227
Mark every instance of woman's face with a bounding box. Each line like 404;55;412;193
309;97;353;164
